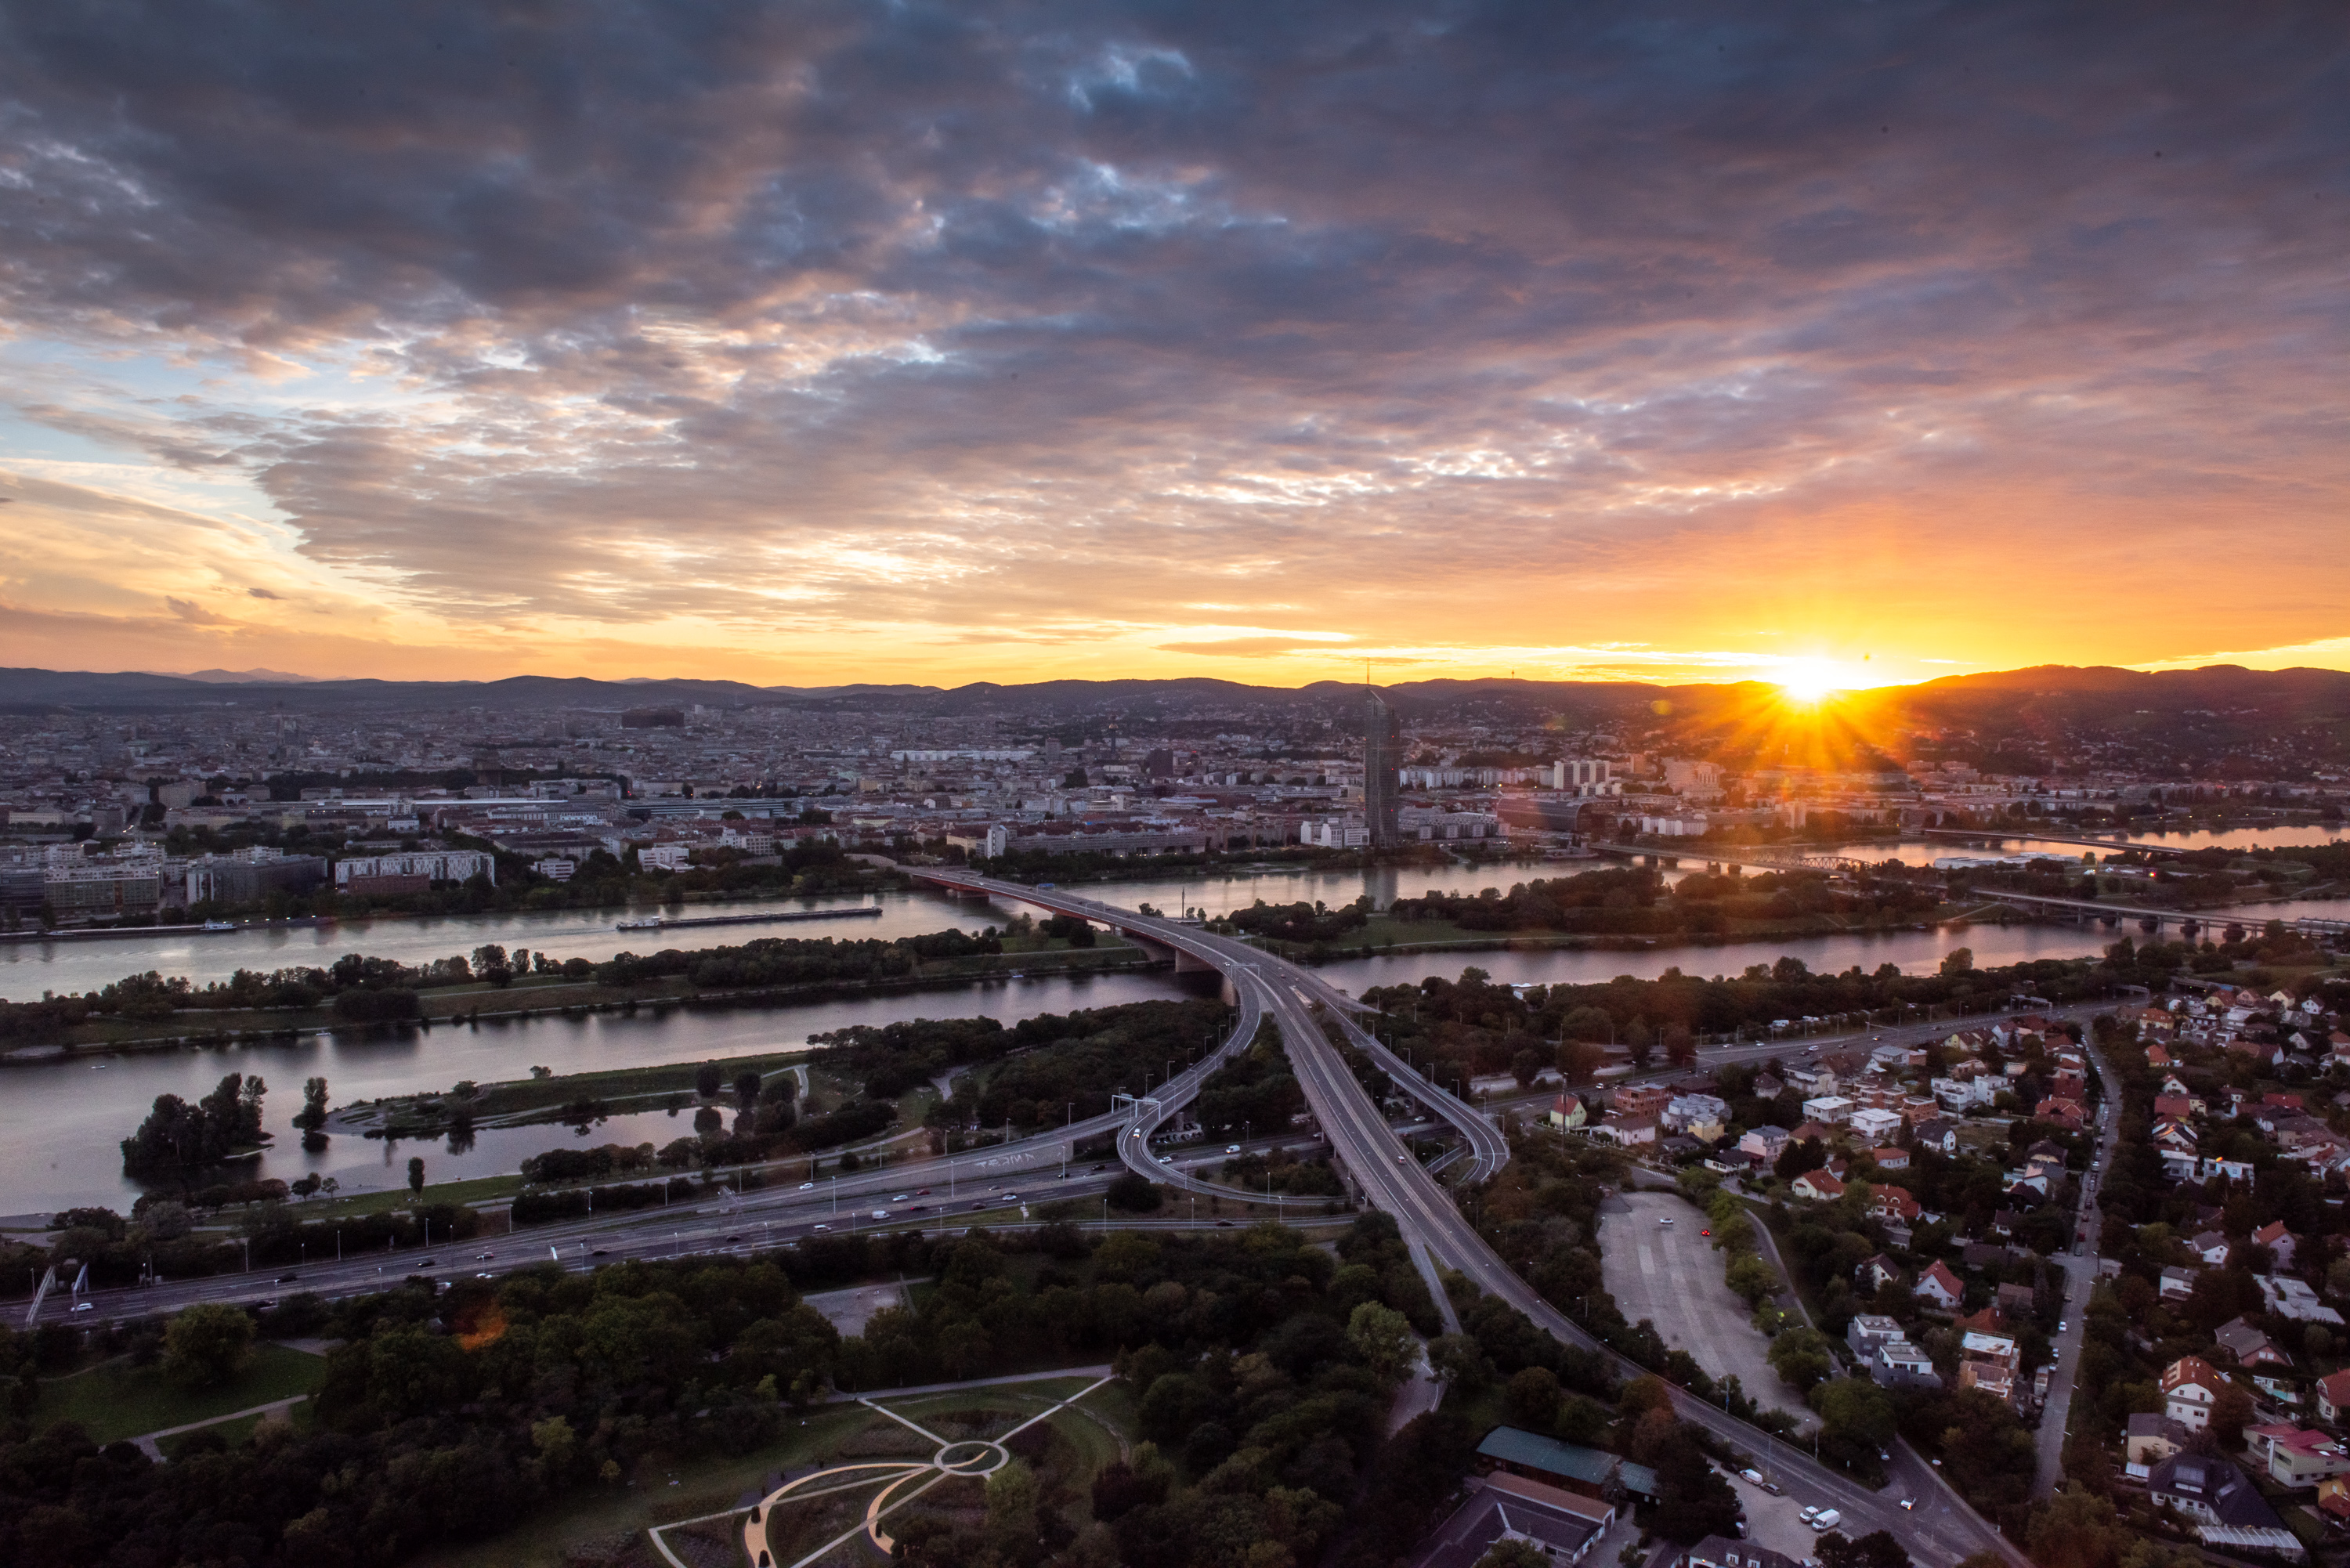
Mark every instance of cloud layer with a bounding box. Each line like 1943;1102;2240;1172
1;1;2345;683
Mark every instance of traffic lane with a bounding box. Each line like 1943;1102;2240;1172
925;875;2014;1563
35;1172;1137;1323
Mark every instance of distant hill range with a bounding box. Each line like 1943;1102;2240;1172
3;663;2348;768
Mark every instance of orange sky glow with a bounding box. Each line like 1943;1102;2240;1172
3;5;2345;692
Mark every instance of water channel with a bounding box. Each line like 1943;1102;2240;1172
5;834;2340;1215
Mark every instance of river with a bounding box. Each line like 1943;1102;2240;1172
5;844;2341;1216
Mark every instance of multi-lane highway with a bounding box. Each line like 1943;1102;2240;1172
918;872;2025;1566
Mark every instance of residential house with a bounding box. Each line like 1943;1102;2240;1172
1420;1472;1616;1568
1871;1147;1911;1171
2163;1357;2230;1431
1914;1260;1965;1310
2318;1370;2350;1427
2125;1414;2189;1477
2159;1266;2200;1302
1596;1113;1658;1147
1547;1094;1589;1132
1913;1118;1959;1156
1801;1096;1854;1127
1871;1187;1922;1226
2191;1231;2232;1267
2259;1275;2345;1325
1663;1094;1729;1140
1848;1107;1904;1144
2214;1317;2291;1370
2144;1454;2300;1556
1856;1255;1902;1293
2246;1425;2350;1489
1847;1315;1907;1355
1996;1283;2038;1321
1791;1170;1846;1202
1871;1338;1942;1391
2254;1222;2298;1267
1613;1084;1674;1121
1959;1332;2022;1404
1739;1125;1791;1162
1680;1537;1798;1568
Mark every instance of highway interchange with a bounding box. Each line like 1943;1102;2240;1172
36;869;2121;1564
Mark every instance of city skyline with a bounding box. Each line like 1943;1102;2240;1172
1;3;2345;689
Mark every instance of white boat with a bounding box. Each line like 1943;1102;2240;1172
615;918;665;931
201;920;237;932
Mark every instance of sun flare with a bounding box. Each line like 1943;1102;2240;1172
1774;658;1854;704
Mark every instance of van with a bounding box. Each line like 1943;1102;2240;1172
1811;1509;1841;1532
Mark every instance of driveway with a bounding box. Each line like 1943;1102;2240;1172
1600;1189;1810;1431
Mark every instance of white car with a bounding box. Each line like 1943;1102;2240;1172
1658;1216;1674;1227
1226;1144;1242;1154
1810;1509;1840;1532
871;1209;890;1219
1158;1155;1174;1165
798;1181;815;1190
1799;1506;1820;1525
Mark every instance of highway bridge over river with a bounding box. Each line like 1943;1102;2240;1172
916;870;2023;1567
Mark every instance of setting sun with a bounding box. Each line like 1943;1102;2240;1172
1775;658;1858;703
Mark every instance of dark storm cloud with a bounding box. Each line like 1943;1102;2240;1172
1;0;2345;639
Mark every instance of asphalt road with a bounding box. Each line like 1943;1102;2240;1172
918;871;2025;1568
2035;1035;2123;1494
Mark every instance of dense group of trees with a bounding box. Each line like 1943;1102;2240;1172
5;927;1018;1047
0;1216;1536;1568
1377;866;1940;940
118;1074;268;1178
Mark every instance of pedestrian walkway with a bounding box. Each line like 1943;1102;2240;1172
129;1395;307;1459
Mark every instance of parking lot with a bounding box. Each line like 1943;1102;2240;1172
1598;1189;1811;1432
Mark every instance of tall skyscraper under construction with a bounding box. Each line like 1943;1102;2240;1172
1363;685;1401;850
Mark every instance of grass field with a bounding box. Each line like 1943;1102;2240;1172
34;1342;325;1445
402;1371;1135;1568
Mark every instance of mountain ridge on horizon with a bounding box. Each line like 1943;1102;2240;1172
5;660;2348;713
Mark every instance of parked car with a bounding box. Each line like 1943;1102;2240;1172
1810;1509;1840;1532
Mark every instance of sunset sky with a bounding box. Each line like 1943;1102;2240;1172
2;2;2345;690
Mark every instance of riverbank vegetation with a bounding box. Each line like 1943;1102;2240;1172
0;923;1142;1054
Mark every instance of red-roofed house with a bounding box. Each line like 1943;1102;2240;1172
1791;1170;1846;1202
1872;1147;1911;1170
1914;1260;1965;1310
2254;1221;2298;1268
2317;1369;2350;1426
2147;1042;2173;1066
2153;1094;2196;1121
2162;1357;2229;1431
1873;1187;1923;1223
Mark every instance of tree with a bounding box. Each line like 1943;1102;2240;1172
1505;1365;1562;1429
985;1457;1039;1546
1510;1049;1546;1089
1347;1302;1417;1385
1820;1531;1911;1568
1625;1020;1654;1071
1810;1377;1898;1466
734;1070;763;1108
1561;1006;1613;1043
2210;1382;2254;1448
1662;1023;1696;1068
695;1060;723;1099
1940;947;1975;977
407;1155;425;1196
1556;1039;1604;1086
1107;1172;1162;1212
1775;1136;1828;1181
1474;1544;1549;1568
296;1076;330;1133
1427;1333;1491;1391
2024;1484;2130;1568
1767;1326;1834;1393
162;1302;254;1389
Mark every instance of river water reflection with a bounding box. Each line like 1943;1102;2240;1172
6;839;2341;1214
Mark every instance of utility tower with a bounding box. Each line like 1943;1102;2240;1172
1363;685;1401;850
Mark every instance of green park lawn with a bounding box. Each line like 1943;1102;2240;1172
34;1342;325;1445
